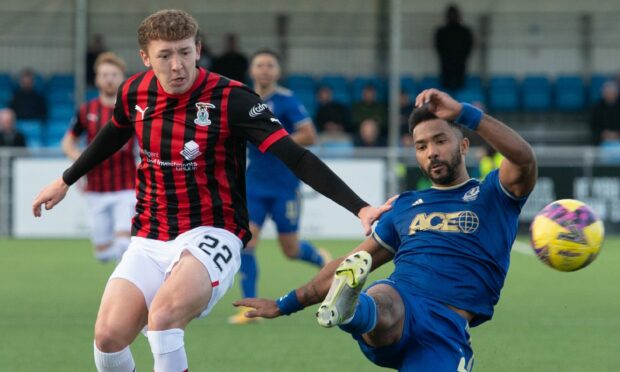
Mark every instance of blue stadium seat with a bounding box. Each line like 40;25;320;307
400;76;417;97
522;76;552;112
0;73;13;91
465;75;483;90
48;87;74;105
589;74;612;105
50;104;75;121
48;74;74;90
16;119;44;148
85;88;99;101
285;74;315;93
352;75;386;102
418;75;442;91
0;87;11;108
488;76;519;112
32;73;46;93
46;121;70;147
318;75;350;105
555;75;585;111
454;86;485;106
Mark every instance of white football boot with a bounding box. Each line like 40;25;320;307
316;251;372;328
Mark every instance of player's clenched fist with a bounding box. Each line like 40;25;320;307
32;177;69;217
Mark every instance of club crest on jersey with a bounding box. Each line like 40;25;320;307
194;102;216;126
180;140;201;161
463;186;480;202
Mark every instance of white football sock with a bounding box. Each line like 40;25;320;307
93;341;136;372
147;328;188;372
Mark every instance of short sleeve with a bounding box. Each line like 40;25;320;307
287;95;312;128
484;169;528;209
112;81;131;128
227;86;289;152
372;207;400;254
69;107;85;137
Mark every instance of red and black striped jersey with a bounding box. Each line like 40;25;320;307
70;98;136;192
112;67;287;244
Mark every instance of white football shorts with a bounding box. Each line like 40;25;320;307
109;226;242;319
85;190;135;245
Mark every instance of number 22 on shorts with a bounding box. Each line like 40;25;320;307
198;234;233;272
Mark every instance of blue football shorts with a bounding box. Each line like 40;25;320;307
247;189;300;234
353;279;474;371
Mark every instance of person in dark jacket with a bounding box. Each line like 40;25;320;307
434;4;473;91
9;68;47;122
590;80;620;145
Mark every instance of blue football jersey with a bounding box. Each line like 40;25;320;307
373;169;528;326
246;86;312;194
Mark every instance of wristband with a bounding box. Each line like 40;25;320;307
275;289;303;315
454;102;483;131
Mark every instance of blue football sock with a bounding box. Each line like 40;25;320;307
240;249;258;298
296;240;324;267
338;293;378;335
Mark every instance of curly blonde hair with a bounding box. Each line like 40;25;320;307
94;52;126;74
137;9;200;51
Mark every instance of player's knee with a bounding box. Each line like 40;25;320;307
94;324;128;353
148;304;185;330
363;286;405;347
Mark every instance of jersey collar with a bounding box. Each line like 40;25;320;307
431;178;476;190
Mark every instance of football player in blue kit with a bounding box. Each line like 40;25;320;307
234;88;537;371
229;50;332;324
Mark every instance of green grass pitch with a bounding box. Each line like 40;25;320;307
1;237;619;371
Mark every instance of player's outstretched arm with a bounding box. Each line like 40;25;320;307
233;238;393;319
32;121;133;217
415;88;537;197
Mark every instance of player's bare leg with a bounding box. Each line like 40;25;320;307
94;278;148;371
361;284;405;348
147;251;214;371
229;223;262;324
278;233;332;266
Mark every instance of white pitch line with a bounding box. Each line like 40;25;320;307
512;240;535;256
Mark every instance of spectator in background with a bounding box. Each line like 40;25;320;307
9;68;47;122
315;85;351;134
197;34;215;70
399;90;415;146
590;80;620;145
434;4;473;91
353;118;386;147
0;108;26;147
86;34;107;86
351;84;386;134
211;33;248;83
